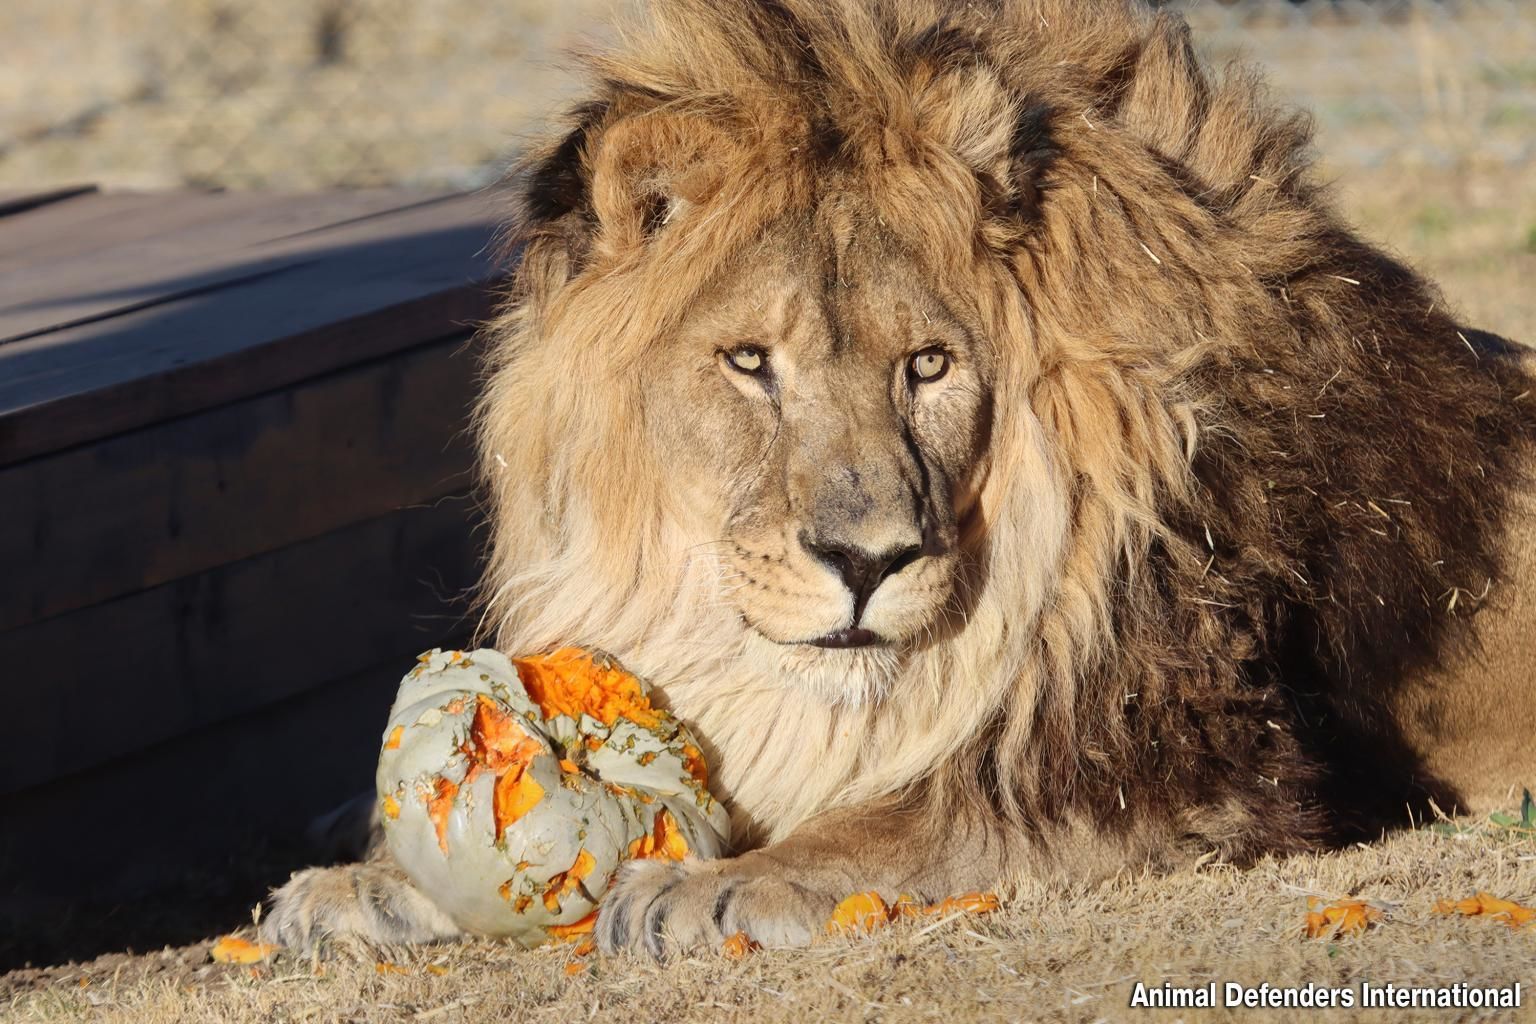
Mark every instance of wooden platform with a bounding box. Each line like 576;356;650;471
0;185;507;956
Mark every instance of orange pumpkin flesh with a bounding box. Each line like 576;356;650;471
722;931;760;958
681;744;709;787
515;647;661;728
462;694;547;838
210;935;278;964
547;910;599;940
543;848;598;915
626;809;690;861
1434;892;1536;928
492;768;546;837
826;890;1001;936
425;777;459;854
1303;897;1382;939
827;891;891;935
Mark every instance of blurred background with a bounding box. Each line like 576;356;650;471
2;0;1532;331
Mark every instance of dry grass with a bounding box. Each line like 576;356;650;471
5;810;1534;1023
1332;161;1536;344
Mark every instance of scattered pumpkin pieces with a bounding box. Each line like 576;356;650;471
722;931;761;959
827;890;1000;936
425;964;450;976
1434;892;1536;929
210;935;278;965
828;891;892;935
897;891;1001;918
375;962;410;975
561;937;598;977
1303;897;1383;940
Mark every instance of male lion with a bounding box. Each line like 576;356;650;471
264;0;1536;955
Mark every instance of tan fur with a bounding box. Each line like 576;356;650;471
264;0;1535;954
1392;443;1536;812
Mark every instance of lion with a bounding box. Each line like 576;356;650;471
262;0;1536;955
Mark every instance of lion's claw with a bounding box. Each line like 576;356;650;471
596;856;833;956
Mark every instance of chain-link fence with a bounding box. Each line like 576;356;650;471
1;0;1533;191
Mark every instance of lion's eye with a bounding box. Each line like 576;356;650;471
725;347;766;374
908;348;949;383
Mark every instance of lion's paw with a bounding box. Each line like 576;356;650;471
260;863;463;952
595;856;835;957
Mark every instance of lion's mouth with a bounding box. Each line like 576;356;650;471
807;627;883;649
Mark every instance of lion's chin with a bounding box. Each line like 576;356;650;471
741;630;905;708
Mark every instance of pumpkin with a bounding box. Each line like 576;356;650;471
376;647;730;947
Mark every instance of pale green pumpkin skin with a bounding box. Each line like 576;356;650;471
376;648;729;947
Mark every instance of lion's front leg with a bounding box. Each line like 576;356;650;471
596;803;1001;956
261;848;465;952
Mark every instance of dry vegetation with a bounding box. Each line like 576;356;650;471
3;2;1535;1021
4;809;1535;1023
1333;162;1536;344
0;0;618;190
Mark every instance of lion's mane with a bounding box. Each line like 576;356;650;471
474;0;1534;864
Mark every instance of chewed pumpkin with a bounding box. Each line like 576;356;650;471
377;647;730;947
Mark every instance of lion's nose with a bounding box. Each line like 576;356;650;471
802;534;922;619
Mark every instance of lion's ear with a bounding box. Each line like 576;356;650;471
914;67;1057;221
521;101;700;258
585;111;744;253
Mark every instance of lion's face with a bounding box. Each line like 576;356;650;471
638;202;1004;702
483;7;1087;716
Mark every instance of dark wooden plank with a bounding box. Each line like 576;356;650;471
0;192;284;270
0;193;507;467
0;189;460;333
0;185;98;219
0;497;481;795
0;333;478;634
0;189;450;270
